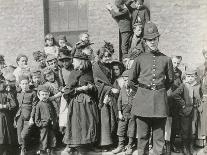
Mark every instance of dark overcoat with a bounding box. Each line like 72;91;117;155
128;47;174;117
0;91;17;145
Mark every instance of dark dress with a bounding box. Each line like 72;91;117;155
0;91;17;155
63;70;99;146
93;61;118;146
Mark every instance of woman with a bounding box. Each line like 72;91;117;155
63;50;99;154
92;47;119;150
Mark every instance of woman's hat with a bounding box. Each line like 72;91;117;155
73;51;89;60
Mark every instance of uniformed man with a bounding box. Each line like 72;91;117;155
128;21;174;155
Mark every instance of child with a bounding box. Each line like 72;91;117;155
106;0;132;58
15;75;38;155
111;60;125;86
30;68;44;90
125;0;150;26
57;35;72;51
13;54;30;84
0;79;17;155
33;51;47;70
169;69;202;155
43;67;62;115
35;85;57;155
46;54;64;86
44;33;59;57
63;51;99;154
58;53;73;134
111;70;136;155
164;56;183;154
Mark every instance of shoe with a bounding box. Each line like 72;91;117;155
111;146;125;154
125;145;133;155
20;148;26;155
171;144;180;153
182;145;190;155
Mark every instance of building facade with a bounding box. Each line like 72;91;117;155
0;0;207;67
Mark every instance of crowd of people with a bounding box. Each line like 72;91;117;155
0;0;207;155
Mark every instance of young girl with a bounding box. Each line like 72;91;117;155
63;51;99;154
43;67;62;116
44;33;59;57
0;79;17;155
13;54;30;84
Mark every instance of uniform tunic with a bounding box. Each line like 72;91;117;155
128;48;174;117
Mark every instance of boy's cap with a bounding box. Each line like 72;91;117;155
4;73;16;82
122;70;130;77
46;54;57;62
185;68;197;75
73;51;89;60
19;75;29;82
115;0;125;8
42;67;53;75
143;21;160;40
38;85;50;92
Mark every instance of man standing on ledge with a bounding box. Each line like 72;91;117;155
128;21;174;155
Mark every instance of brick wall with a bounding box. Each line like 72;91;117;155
149;0;207;68
0;0;44;65
88;0;119;59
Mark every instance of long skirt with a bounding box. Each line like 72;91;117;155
63;94;99;146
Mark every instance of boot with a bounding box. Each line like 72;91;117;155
171;143;180;153
20;147;26;155
189;141;194;155
112;136;125;154
182;141;190;155
125;145;133;155
165;141;171;155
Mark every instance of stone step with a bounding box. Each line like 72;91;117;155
25;148;201;155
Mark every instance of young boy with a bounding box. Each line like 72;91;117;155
125;0;150;26
15;75;38;155
164;56;183;154
106;0;132;58
35;85;57;155
169;68;202;155
112;70;136;155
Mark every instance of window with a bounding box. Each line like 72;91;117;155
48;0;88;32
44;0;88;44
